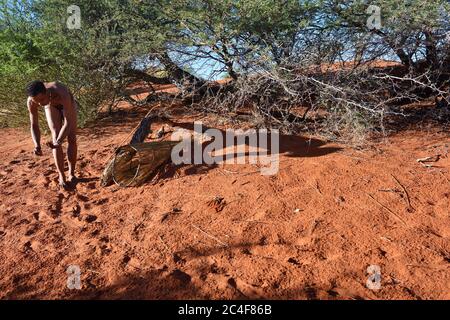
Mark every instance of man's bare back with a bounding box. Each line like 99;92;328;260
26;81;78;189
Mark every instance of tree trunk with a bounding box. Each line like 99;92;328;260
125;68;172;85
158;51;206;88
100;113;156;187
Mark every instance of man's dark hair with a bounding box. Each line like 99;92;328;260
26;81;46;97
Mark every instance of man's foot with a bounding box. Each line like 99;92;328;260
68;175;78;185
59;180;69;190
59;176;69;190
33;146;43;156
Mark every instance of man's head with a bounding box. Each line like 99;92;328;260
26;81;49;106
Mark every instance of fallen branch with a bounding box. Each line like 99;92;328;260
416;155;441;163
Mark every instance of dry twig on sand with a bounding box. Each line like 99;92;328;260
367;193;407;226
390;174;414;212
191;224;229;248
314;180;322;195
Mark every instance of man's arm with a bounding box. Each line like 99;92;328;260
54;94;76;146
28;99;42;155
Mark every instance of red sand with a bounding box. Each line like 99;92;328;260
0;104;449;300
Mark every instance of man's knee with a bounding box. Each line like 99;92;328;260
50;129;60;144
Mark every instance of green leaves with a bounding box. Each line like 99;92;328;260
1;0;449;128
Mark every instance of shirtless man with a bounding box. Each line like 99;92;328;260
26;81;78;189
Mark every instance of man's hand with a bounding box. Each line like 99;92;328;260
33;146;43;156
45;141;61;149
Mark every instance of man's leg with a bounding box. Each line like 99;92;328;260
67;133;77;182
44;106;66;186
67;101;78;183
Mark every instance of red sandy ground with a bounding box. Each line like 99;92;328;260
0;101;449;300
